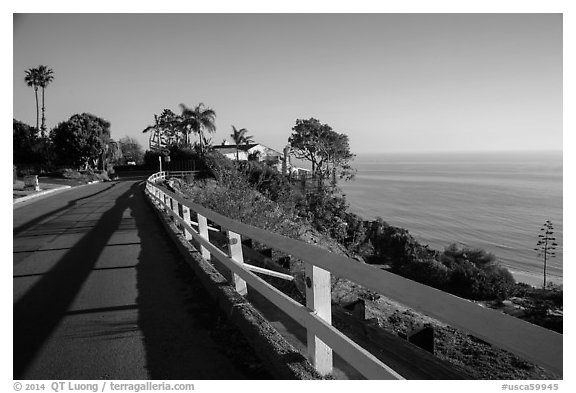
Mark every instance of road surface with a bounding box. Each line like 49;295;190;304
13;179;255;379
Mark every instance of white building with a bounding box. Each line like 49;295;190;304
213;143;283;165
213;142;312;176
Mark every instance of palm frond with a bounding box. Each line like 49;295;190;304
37;65;55;87
142;125;156;133
24;68;40;88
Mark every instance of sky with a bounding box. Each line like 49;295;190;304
13;13;562;154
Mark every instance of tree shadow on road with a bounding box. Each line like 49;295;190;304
14;181;270;380
13;183;119;237
13;183;134;378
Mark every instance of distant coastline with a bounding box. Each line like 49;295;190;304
340;150;563;287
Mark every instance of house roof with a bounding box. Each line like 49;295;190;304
212;146;249;155
213;143;258;153
213;143;283;158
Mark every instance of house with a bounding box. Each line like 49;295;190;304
213;142;312;176
213;142;283;166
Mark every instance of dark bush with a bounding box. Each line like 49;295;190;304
399;258;451;288
143;150;163;169
365;218;437;270
202;150;237;180
237;160;294;202
297;187;347;238
13;119;51;170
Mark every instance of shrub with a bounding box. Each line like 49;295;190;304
366;218;437;270
363;229;516;300
439;244;516;300
441;243;497;270
514;284;563;308
61;168;83;179
237;160;294;203
399;258;451;288
203;150;237;180
340;212;369;254
297;187;346;237
60;168;110;182
143;150;163;169
106;165;117;179
83;168;110;182
185;153;301;239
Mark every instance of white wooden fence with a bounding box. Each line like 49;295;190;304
145;171;563;379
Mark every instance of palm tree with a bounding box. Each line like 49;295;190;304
179;103;216;152
37;65;54;138
230;125;254;161
142;114;162;150
24;68;41;133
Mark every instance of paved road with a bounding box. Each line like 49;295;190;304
13;179;251;380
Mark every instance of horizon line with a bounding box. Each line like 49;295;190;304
353;149;563;155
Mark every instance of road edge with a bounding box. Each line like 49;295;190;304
13;185;72;206
144;187;323;380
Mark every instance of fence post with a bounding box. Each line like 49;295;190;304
197;213;211;260
171;197;176;217
170;198;178;221
227;231;248;296
305;263;333;375
181;205;193;242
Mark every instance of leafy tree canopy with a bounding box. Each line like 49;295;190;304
13;119;43;164
119;136;144;164
288;118;356;181
50;113;111;169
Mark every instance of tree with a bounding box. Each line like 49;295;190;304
230;125;253;160
142;109;181;151
179;103;216;153
13;119;42;164
107;140;123;166
24;67;41;132
157;109;181;145
288;118;356;182
534;220;558;288
37;65;54;138
50;113;111;170
142;114;162;150
119;136;144;164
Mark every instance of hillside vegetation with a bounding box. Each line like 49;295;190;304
166;151;561;379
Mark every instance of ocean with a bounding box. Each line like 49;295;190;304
339;151;563;287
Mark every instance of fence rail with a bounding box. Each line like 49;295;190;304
145;171;562;379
